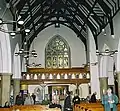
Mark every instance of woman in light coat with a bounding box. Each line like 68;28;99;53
102;88;118;111
24;93;34;105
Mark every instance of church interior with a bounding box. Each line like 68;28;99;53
0;0;120;111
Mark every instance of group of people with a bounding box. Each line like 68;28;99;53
63;88;118;111
15;92;36;105
85;88;118;111
64;91;80;111
1;88;119;111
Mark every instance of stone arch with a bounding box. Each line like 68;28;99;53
0;24;11;73
13;43;21;78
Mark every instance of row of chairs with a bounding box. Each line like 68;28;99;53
0;105;61;111
74;103;120;111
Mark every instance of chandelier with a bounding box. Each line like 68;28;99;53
25;62;41;67
96;49;118;57
0;3;30;37
15;49;37;58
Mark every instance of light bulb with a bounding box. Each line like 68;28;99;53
10;32;16;36
24;41;27;45
0;18;3;24
18;20;24;25
25;29;30;33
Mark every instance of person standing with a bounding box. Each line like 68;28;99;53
64;91;72;111
102;88;118;111
90;92;97;103
4;101;10;108
15;92;24;105
72;94;80;106
31;93;36;105
24;93;34;105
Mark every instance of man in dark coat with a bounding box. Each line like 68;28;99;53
90;92;97;103
72;94;80;106
31;93;36;104
64;91;72;111
15;92;24;105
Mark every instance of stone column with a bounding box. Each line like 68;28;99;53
99;77;108;98
117;72;120;102
0;73;11;106
13;79;20;104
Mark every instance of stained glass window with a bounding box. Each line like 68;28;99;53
45;35;70;68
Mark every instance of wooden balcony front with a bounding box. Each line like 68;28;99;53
21;67;90;85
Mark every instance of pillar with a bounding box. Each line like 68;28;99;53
13;79;20;104
0;73;11;106
76;84;79;95
99;77;108;97
87;27;100;99
117;72;120;102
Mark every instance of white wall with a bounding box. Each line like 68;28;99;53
79;84;89;98
29;25;86;67
0;0;21;74
97;11;120;71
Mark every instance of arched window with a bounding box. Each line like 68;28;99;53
45;35;71;68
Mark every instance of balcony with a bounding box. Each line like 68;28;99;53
21;67;90;85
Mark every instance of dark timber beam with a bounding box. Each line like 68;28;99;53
68;0;96;35
24;1;56;28
19;0;45;20
28;22;87;51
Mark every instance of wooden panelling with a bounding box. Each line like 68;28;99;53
0;105;61;111
27;67;89;73
21;79;90;85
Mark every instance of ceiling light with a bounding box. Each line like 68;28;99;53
10;32;16;36
115;50;118;54
15;53;18;56
25;29;30;33
19;49;23;54
110;54;114;57
24;41;27;45
96;50;99;55
31;49;36;54
24;55;28;58
0;18;3;24
102;29;105;32
104;33;106;36
111;34;115;38
105;49;109;53
21;48;24;51
33;53;37;57
12;36;15;39
18;20;24;25
55;23;60;28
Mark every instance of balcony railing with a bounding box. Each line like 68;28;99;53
22;72;90;80
21;67;90;80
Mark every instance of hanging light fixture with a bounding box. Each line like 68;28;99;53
15;44;37;58
96;49;118;56
0;3;30;38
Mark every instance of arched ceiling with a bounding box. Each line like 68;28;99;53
5;0;120;50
